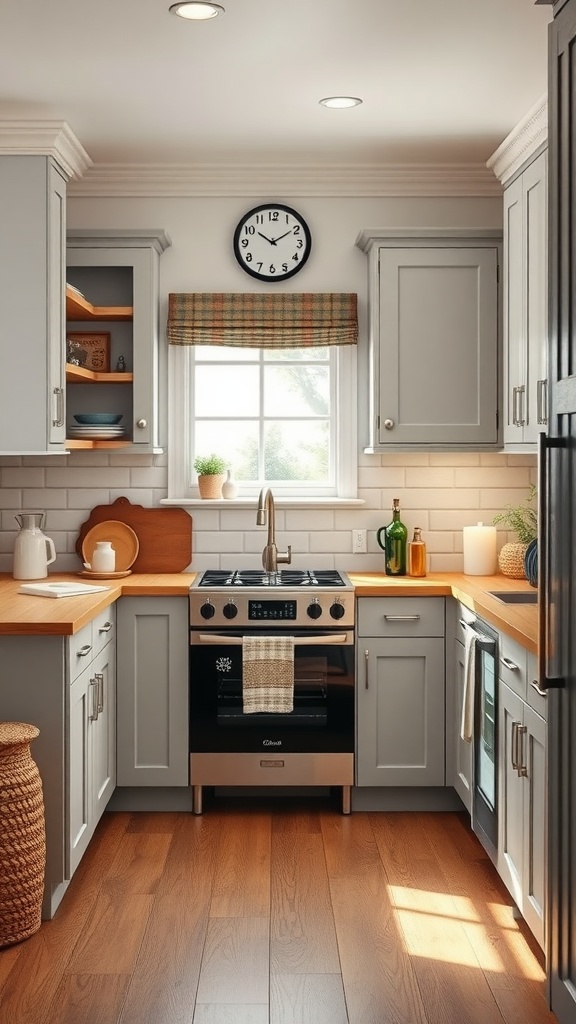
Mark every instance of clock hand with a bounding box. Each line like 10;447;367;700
258;231;277;245
271;230;292;243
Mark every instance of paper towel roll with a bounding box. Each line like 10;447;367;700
463;523;497;575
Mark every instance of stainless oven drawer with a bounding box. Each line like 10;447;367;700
190;751;354;786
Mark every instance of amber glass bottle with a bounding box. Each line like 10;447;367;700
384;498;407;576
408;527;427;577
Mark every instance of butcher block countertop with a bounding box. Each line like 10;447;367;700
0;570;538;651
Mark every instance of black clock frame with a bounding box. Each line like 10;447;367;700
233;203;312;282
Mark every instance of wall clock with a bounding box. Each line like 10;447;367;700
233;203;312;281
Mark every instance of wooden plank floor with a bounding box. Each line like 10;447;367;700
0;798;557;1024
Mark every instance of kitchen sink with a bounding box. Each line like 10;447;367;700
487;591;538;604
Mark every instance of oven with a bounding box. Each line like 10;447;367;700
189;570;355;813
463;614;499;864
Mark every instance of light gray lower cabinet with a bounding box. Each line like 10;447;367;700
356;598;445;786
0;604;116;918
355;229;501;450
116;596;189;786
498;677;547;949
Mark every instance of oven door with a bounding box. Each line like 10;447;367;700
190;628;354;754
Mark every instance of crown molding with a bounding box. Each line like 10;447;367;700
67;161;501;198
0;120;92;179
486;96;548;184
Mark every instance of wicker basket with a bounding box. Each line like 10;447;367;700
197;473;226;499
498;541;529;579
0;722;46;947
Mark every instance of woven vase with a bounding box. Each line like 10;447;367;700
197;473;226;499
498;541;529;579
0;722;46;947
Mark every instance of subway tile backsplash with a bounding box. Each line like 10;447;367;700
0;451;537;574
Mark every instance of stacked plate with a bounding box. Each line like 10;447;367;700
68;412;125;440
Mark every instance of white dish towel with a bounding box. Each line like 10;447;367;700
460;628;478;742
242;636;294;714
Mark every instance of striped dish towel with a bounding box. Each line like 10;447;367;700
242;636;294;713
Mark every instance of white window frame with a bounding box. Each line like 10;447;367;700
166;344;358;502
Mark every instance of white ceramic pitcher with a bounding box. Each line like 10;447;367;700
13;512;57;580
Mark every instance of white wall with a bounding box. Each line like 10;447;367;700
1;191;536;575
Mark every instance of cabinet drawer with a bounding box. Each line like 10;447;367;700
499;632;527;700
68;620;94;682
357;597;444;637
526;651;547;721
92;605;116;657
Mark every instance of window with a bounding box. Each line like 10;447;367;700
167;343;357;500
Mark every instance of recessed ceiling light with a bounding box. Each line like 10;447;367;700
169;2;225;20
319;96;362;109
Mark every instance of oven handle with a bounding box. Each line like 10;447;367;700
197;633;349;646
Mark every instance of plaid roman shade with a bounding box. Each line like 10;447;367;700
166;292;358;348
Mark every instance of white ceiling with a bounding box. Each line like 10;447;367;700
0;0;551;169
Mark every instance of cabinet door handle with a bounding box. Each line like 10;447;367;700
517;724;528;777
536;379;548;425
77;644;93;658
511;720;520;771
518;385;526;426
383;418;394;430
530;678;548;698
89;679;99;721
136;418;147;429
512;386;519;426
52;387;64;428
365;649;369;689
500;656;520;671
98;621;113;633
95;672;104;714
383;614;420;622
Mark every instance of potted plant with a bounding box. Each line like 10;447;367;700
194;453;228;499
493;484;537;578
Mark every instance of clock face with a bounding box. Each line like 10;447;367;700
233;204;311;281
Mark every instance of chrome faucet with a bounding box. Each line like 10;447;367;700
256;486;292;573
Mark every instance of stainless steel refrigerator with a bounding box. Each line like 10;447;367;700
544;1;576;1019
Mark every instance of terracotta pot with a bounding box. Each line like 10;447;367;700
197;473;226;499
498;541;529;579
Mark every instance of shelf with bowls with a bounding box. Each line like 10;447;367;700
66;409;131;450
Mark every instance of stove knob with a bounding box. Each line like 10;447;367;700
200;601;215;620
330;601;345;620
307;599;322;620
223;601;238;620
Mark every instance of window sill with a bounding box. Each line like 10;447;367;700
160;497;365;509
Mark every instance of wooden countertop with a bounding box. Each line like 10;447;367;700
0;573;196;636
0;570;538;652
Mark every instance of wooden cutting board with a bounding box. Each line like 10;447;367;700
76;497;192;573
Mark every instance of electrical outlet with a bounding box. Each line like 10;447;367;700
352;529;367;553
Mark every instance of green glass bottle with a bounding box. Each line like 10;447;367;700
384;498;407;576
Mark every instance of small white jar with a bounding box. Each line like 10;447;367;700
91;541;116;574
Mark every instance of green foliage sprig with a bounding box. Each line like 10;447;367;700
493;484;537;544
193;453;227;476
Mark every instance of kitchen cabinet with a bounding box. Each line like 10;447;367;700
356;597;445;786
0;603;116;918
498;677;547;949
66;229;171;452
116;596;189;786
355;229;501;450
0;156;67;454
502;150;548;448
68;619;116;875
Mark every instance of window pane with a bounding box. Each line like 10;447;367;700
264;420;329;481
264;365;329;416
195;420;259;479
195;365;259;416
265;346;328;361
196;346;257;362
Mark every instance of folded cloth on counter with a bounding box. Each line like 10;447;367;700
242;636;294;714
18;582;111;599
460;628;478;742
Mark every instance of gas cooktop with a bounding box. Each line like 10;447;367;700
195;569;351;589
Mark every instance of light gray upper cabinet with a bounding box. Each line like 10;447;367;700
502;150;548;448
355;229;502;450
66;229;171;453
356;597;446;787
116;596;189;786
0;126;89;455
